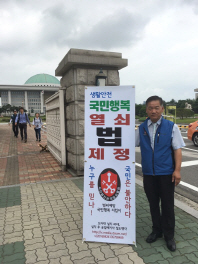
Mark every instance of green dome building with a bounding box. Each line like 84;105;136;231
0;73;60;114
25;73;60;86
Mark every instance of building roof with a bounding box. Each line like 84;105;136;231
24;73;60;86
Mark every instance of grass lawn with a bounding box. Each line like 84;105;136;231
175;118;198;124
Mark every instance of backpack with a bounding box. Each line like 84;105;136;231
34;117;41;122
18;113;28;123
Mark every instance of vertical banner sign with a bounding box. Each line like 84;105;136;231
83;86;135;245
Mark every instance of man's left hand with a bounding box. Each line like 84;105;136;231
29;124;31;127
172;170;181;186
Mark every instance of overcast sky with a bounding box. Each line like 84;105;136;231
0;0;198;103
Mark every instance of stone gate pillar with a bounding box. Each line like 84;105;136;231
55;48;128;176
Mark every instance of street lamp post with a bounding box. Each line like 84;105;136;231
95;69;107;86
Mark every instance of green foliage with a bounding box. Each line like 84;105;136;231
167;99;177;105
177;100;186;108
192;98;198;113
0;104;27;113
0;117;10;122
184;109;194;118
176;108;194;119
139;117;147;122
162;100;166;108
139;105;147;117
176;98;198;113
168;109;175;115
135;97;198;122
135;104;143;116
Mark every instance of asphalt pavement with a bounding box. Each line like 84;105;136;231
135;129;198;203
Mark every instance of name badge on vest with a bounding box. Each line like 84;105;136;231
143;131;147;136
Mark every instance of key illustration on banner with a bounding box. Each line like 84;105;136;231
98;168;121;201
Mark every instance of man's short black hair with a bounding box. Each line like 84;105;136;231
146;96;163;106
19;107;24;110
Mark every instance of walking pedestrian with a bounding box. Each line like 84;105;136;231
9;110;18;137
15;107;31;143
32;113;43;142
135;95;185;252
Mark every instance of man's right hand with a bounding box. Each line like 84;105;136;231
15;122;17;125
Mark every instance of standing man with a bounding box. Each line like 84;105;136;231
136;96;185;252
15;107;31;143
9;110;18;137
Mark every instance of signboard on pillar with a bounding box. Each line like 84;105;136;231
83;86;136;245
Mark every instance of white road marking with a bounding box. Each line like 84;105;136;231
183;147;198;153
136;160;198;168
182;137;188;139
135;162;198;192
135;163;142;167
181;160;198;167
180;181;198;192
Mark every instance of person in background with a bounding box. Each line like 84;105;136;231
135;95;185;252
15;107;31;143
9;110;18;137
32;113;43;142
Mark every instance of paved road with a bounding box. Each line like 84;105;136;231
135;129;198;203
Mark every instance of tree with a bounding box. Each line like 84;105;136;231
183;109;194;118
176;108;185;119
186;98;194;105
135;104;143;116
177;100;185;109
176;108;194;119
139;105;147;117
162;100;166;109
167;99;177;105
1;104;11;114
192;98;198;113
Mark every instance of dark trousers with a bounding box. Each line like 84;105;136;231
12;123;18;137
19;123;27;140
143;175;175;240
35;128;41;140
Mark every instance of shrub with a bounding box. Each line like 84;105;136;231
139;117;147;122
0;117;10;122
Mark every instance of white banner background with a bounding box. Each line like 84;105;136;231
83;86;136;245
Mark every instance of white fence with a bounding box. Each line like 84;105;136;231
45;89;66;170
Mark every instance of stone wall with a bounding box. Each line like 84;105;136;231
55;48;128;176
62;69;120;175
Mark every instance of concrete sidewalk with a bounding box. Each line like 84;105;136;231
0;124;198;264
0;124;71;186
